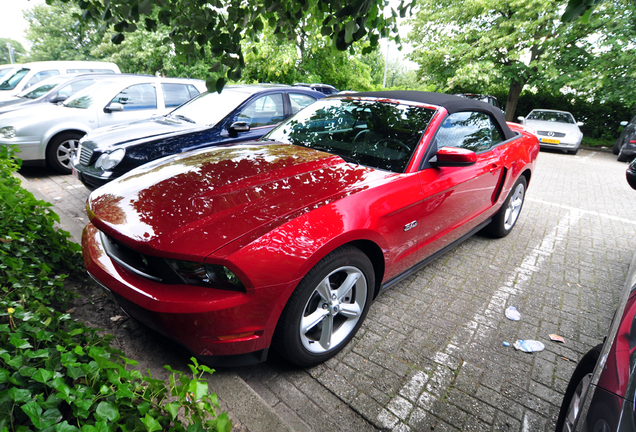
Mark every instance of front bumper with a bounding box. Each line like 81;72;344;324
0;136;45;161
72;164;114;190
82;223;291;360
537;137;581;151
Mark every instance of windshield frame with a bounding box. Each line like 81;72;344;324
166;89;255;126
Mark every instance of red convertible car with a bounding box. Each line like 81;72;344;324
82;91;540;366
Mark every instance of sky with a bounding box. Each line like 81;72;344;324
0;0;44;52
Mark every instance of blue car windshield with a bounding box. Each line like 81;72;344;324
264;98;435;173
166;89;253;125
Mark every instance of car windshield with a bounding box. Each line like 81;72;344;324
62;80;113;109
527;110;575;124
17;75;70;99
264;98;436;173
166;89;253;125
0;68;30;90
0;68;16;81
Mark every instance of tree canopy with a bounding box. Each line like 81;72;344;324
0;39;27;65
407;0;636;120
61;0;412;91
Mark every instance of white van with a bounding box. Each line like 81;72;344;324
0;61;120;101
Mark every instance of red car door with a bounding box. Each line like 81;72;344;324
416;111;506;259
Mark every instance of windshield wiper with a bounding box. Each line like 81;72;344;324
173;114;196;123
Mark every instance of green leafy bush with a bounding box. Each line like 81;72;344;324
0;147;230;431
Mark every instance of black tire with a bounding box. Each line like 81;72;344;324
555;344;602;432
273;247;374;367
617;148;630;162
613;138;622;155
46;132;84;174
485;176;527;238
567;149;578;155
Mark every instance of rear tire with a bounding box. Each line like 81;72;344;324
555;344;602;432
613;138;621;155
274;247;374;367
485;176;526;238
46;132;83;174
617;148;630;162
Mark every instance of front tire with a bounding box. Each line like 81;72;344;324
555;344;602;432
274;247;374;367
485;176;527;238
46;132;83;174
613;138;622;155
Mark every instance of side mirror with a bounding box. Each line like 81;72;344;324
576;121;584;127
621;121;629;126
104;102;124;113
517;116;525;122
430;146;477;167
229;121;250;133
49;95;68;104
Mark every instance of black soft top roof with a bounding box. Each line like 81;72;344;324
343;90;515;141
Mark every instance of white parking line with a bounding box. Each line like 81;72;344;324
381;208;583;430
527;197;636;225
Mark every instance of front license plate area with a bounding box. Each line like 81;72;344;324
540;138;560;144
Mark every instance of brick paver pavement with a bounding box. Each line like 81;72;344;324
20;148;636;431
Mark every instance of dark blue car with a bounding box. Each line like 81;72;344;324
71;84;324;189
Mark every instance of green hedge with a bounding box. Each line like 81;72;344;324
0;147;230;432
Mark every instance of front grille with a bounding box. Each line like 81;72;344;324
536;131;566;138
100;232;182;284
79;146;94;166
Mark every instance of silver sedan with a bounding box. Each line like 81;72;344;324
0;76;205;173
518;109;584;155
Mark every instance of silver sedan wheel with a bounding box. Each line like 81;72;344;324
56;137;80;169
504;182;525;231
562;372;592;432
300;265;367;354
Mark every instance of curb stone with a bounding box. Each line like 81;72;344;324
14;171;294;432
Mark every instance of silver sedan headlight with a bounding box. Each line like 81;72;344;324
94;148;126;170
0;126;16;139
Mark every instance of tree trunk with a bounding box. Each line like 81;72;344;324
505;80;524;122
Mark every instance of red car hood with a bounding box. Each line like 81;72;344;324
88;143;391;259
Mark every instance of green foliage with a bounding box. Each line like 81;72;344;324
0;146;82;305
406;0;634;120
0;148;230;431
0;302;230;431
64;0;412;91
515;90;631;141
0;39;26;64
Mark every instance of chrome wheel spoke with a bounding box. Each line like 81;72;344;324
318;314;334;350
338;302;361;319
301;308;329;335
336;271;360;302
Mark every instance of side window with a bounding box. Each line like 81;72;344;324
57;79;96;99
162;83;195;108
25;70;60;89
110;84;157;110
289;93;317;115
436;111;503;153
237;94;285;128
187;85;200;98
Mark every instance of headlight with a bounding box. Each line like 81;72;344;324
0;126;16;139
166;259;245;292
94;148;126;170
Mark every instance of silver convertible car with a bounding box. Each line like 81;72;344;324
0;75;205;174
518;109;584;155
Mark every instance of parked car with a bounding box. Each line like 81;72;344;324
82;91;540;367
71;84;324;189
0;61;121;101
555;170;636;432
455;93;503;111
614;116;636;162
293;83;339;95
0;64;20;81
0;76;204;174
0;73;141;115
518;109;584;155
